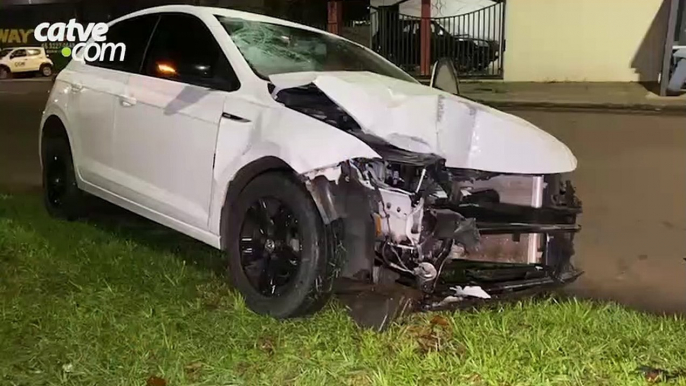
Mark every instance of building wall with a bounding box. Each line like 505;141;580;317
504;0;669;82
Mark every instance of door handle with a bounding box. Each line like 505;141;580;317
71;83;83;93
119;94;137;107
222;112;250;123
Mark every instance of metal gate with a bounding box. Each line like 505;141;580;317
370;2;506;78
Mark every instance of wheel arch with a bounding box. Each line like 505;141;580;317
218;156;297;250
216;155;377;283
39;114;70;168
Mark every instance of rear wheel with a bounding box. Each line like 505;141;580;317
41;136;84;220
225;172;336;318
40;64;53;77
0;66;10;80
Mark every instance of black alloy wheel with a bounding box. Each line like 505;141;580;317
239;197;302;297
42;137;83;220
225;172;338;319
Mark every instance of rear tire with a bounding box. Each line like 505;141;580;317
41;136;84;220
225;172;337;318
40;64;53;77
0;66;10;80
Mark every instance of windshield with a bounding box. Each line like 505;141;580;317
0;49;12;59
217;16;417;83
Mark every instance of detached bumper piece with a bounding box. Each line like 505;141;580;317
423;261;583;312
422;201;582;311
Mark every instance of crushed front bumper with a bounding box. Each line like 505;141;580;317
418;197;582;310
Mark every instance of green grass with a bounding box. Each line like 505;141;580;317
1;193;685;386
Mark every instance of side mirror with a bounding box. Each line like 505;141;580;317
152;60;238;91
154;62;214;80
430;57;460;95
188;63;213;78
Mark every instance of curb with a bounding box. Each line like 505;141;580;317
0;77;54;82
468;99;686;113
416;78;686;113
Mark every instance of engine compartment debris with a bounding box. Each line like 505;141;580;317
273;72;583;327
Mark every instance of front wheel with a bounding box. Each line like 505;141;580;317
41;136;84;220
40;64;53;77
225;172;337;318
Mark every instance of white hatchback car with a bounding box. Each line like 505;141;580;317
41;5;582;319
0;47;54;79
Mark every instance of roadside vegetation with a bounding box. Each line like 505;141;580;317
1;193;685;386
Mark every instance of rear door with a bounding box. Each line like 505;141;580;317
112;13;240;229
67;14;158;189
25;48;42;71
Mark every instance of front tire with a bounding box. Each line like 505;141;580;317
41;136;84;220
225;172;337;318
40;64;53;77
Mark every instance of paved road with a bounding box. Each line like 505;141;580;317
1;80;685;314
513;108;686;314
0;79;50;190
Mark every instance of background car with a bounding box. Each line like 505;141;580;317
372;19;499;74
0;47;54;79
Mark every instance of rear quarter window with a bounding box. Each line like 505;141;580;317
89;14;159;73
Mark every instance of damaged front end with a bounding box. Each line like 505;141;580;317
270;71;582;325
304;157;582;313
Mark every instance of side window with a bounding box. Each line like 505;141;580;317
142;13;240;91
91;14;158;73
26;49;41;56
10;49;27;59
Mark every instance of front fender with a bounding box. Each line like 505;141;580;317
40;83;74;166
208;106;380;235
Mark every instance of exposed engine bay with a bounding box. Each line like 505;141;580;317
272;75;583;317
305;158;582;306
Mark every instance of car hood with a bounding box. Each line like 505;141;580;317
270;71;577;174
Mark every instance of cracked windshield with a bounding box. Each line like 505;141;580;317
218;16;416;82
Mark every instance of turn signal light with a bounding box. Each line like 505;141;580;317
156;63;177;75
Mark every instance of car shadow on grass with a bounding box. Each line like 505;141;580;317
0;191;227;278
83;196;228;276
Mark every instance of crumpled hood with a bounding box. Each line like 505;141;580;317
270;71;577;174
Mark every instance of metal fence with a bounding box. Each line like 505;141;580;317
294;18;372;48
370;11;422;74
370;3;506;78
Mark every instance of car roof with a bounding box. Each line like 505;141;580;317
3;47;44;50
116;5;334;36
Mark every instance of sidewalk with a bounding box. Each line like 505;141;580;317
456;82;686;112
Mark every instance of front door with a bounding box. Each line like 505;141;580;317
8;49;28;73
113;13;241;229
